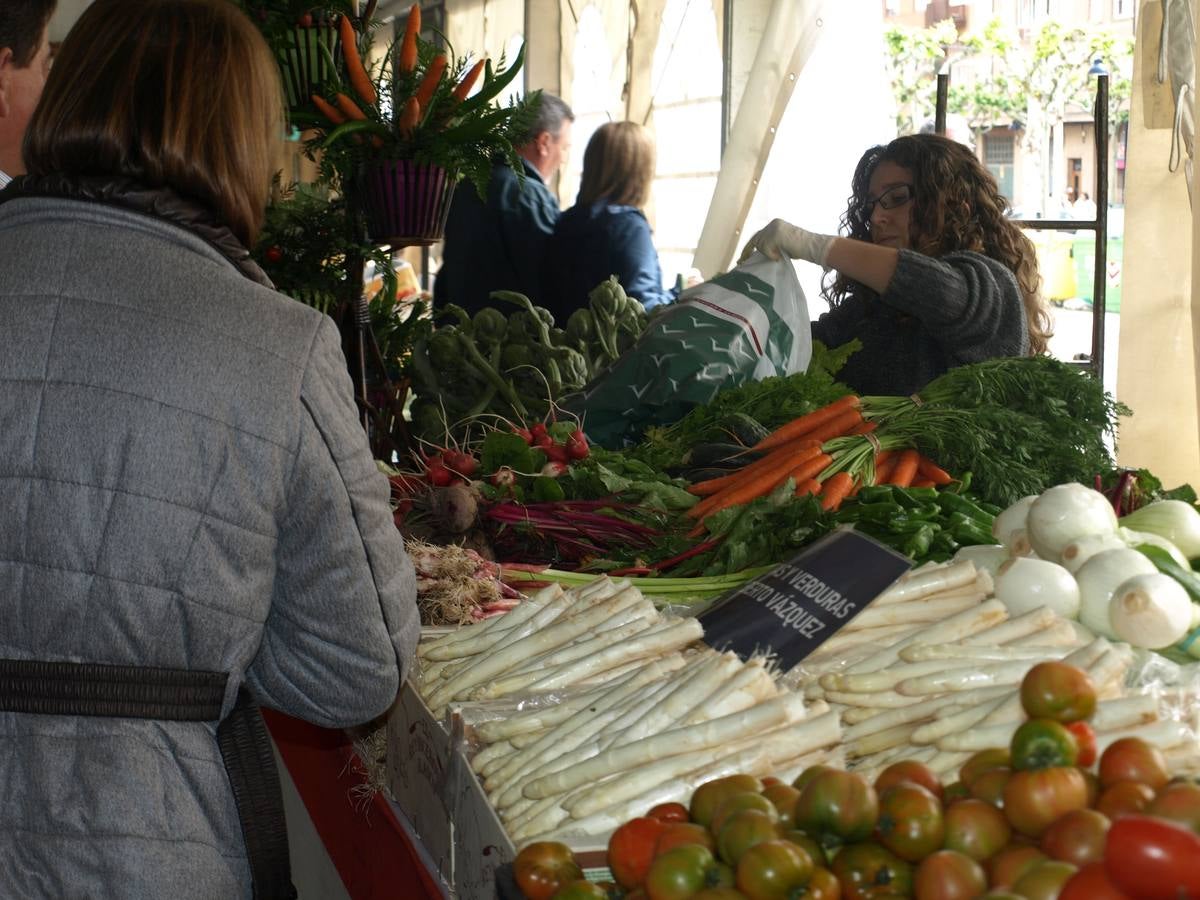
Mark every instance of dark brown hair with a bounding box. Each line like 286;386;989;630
23;0;283;246
824;133;1052;355
0;0;56;67
576;121;655;209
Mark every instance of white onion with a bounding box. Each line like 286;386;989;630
1109;573;1196;649
1026;483;1119;561
993;556;1080;619
1075;548;1158;639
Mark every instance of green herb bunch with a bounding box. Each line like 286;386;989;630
235;0;352;51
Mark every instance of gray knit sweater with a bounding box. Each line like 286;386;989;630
811;249;1030;396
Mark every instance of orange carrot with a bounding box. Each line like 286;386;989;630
873;456;898;485
795;478;821;497
339;15;377;106
912;479;937;489
848;420;877;436
397;3;420;73
311;93;346;125
694;453;834;521
819;471;856;512
687;444;823;517
397;96;420;137
752;394;861;451
686;439;820;496
917;456;954;486
412;53;447;114
801;407;864;445
874;449;894;467
786;453;834;487
334;92;367;121
888;449;921;488
452;59;486;102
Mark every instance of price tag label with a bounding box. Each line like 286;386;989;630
698;528;911;670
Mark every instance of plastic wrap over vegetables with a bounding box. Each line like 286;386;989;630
563;254;812;448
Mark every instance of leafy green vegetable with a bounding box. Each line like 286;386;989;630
479;432;536;475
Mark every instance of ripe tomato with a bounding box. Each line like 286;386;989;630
1010;860;1078;900
1019;661;1096;723
1064;722;1097;768
645;844;719;900
1010;719;1078;771
790;867;839;900
968;767;1011;808
913;849;986;900
942;799;1011;862
514;841;584;900
793;765;838;793
1097;738;1169;791
549;881;610;900
736;839;813;900
656;823;716;857
779;830;827;868
691;890;747;900
830;842;913;899
712;793;779;834
1038;808;1110;866
959;749;1011;790
648;802;691;823
717;810;781;867
264;245;285;264
1147;780;1200;833
794;770;880;847
1104;814;1200;900
875;760;944;803
762;783;803;822
1003;767;1089;838
1095;780;1156;819
986;845;1046;890
942;782;970;805
875;782;945;862
608;817;667;889
1058;862;1131;900
692;776;764;828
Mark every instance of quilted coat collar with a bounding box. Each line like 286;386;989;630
0;174;274;288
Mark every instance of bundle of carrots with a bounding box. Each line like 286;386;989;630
684;394;956;527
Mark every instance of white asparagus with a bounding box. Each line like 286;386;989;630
527;618;704;694
419;584;561;658
846;722;920;758
1086;647;1133;692
927;749;972;779
576;654;677;687
843;600;1009;674
773;746;844;784
834;659;973;693
508;731;545;749
427;586;643;708
474;684;613;743
872;560;979;605
910;692;1014;744
1092;693;1159;730
803;623;917;660
960;606;1058;646
522;691;809;800
500;796;535;824
471;740;514;774
606;652;741;748
687;664;778;724
825;689;924;709
845;685;1013;741
900;642;1075;663
846;593;981;630
1096;718;1192;754
936;721;1021;752
896;658;1036;696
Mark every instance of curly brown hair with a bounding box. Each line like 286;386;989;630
823;133;1051;355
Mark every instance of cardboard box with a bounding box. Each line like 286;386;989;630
386;681;454;887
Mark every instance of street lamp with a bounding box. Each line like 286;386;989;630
1088;58;1108;76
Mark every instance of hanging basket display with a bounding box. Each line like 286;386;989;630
360;160;458;247
275;20;342;112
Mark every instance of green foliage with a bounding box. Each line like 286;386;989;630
882;20;960;135
234;1;353;53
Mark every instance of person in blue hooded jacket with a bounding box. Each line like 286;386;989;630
542;121;675;323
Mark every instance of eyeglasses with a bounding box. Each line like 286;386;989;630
861;184;914;217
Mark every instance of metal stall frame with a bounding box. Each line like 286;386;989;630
935;70;1111;382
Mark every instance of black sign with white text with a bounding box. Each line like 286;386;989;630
698;528;912;670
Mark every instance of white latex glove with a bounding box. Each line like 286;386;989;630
739;218;836;266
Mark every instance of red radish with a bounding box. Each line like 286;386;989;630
531;422;549;441
542;443;569;464
443;449;479;477
541;461;568;478
427;463;455;487
565;429;590;460
491;466;516;488
513;426;533;444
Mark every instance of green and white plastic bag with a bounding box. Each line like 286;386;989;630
565;253;812;447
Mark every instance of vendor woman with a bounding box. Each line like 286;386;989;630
740;133;1051;396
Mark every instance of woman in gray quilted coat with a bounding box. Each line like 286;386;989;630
0;0;420;896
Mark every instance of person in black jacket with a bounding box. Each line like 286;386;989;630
740;133;1052;396
0;0;56;187
542;121;675;324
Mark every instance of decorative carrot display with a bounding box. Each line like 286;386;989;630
412;53;447;114
819;471;856;512
888;448;922;488
752;394;860;451
452;59;486;102
334;91;367;121
397;96;420;137
338;15;377;106
397;3;420;73
311;93;346;125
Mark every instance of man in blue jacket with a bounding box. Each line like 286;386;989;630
434;93;574;315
